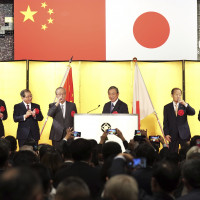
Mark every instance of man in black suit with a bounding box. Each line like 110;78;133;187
13;89;43;147
102;86;129;114
48;87;77;149
163;88;195;153
0;99;7;137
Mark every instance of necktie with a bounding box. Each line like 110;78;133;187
27;104;29;110
61;104;65;118
110;103;114;113
175;104;178;116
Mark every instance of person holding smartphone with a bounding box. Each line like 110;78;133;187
163;88;195;153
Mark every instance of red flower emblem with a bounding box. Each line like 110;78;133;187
0;106;5;112
71;111;75;117
34;108;40;114
178;110;184;116
112;111;118;114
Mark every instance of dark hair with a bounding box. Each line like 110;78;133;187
152;160;180;192
190;135;200;147
31;163;51;194
108;86;119;94
39;144;55;160
55;87;66;95
59;140;72;160
24;138;38;152
0;139;9;168
135;143;157;166
20;89;31;97
102;141;122;160
182;159;200;188
171;88;182;95
13;150;39;167
5;135;17;152
70;138;92;161
56;177;90;200
0;167;42;200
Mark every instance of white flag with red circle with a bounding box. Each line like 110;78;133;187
106;0;197;60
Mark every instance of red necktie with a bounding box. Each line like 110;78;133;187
27;104;29;110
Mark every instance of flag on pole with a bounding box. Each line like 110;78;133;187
133;61;155;128
62;67;74;102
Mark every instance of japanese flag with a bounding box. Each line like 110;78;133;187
106;0;197;60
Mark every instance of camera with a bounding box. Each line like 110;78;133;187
134;130;146;141
71;131;81;137
107;129;117;135
149;136;160;148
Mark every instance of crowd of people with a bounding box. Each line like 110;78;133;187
0;129;200;200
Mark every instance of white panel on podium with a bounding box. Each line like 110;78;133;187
74;114;138;152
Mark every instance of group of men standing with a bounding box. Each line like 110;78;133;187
0;86;197;152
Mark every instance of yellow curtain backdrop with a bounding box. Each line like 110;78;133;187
137;62;182;136
185;61;200;137
0;61;27;137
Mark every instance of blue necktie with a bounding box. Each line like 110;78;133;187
110;103;114;113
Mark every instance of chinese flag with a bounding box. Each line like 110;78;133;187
14;0;105;61
63;67;74;102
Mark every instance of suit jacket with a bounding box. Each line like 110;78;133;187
163;102;195;140
102;99;129;113
48;101;77;141
177;189;200;200
0;99;7;137
13;102;43;140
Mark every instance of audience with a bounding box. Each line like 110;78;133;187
1;129;200;200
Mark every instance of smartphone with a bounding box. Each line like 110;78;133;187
196;139;200;147
135;130;141;136
127;158;147;168
72;131;81;137
149;136;160;143
107;129;117;135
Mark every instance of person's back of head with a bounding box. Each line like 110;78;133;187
0;167;43;200
70;138;92;162
0;138;9;169
23;138;38;152
39;144;55;160
135;143;157;166
5;135;17;152
55;177;90;200
103;175;138;200
31;163;52;196
59;140;72;161
152;160;180;194
186;146;200;160
102;141;122;160
13;150;38;167
190;135;200;147
182;159;200;190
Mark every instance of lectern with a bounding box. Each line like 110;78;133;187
74;114;138;152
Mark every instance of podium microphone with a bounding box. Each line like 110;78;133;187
87;105;100;114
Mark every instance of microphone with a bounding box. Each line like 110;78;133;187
87;105;100;114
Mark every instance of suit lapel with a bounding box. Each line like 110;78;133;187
170;102;176;118
112;99;120;113
20;102;27;113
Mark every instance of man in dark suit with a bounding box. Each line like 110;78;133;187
0;99;7;137
102;86;129;114
13;89;43;147
163;88;195;153
48;87;77;149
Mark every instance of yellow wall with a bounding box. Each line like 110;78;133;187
0;61;26;137
185;61;200;136
1;60;195;144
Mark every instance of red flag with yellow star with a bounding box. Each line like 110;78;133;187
14;0;105;60
63;67;74;102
